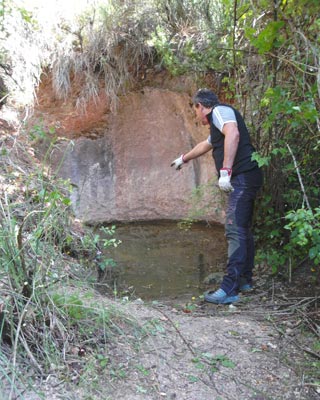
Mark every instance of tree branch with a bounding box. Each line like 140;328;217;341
286;143;312;212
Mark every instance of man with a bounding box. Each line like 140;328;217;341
171;88;263;304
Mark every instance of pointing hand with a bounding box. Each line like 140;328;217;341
171;154;187;170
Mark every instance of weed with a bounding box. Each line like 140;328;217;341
136;364;150;377
202;352;236;371
0;132;141;399
97;354;109;368
136;385;148;394
187;374;199;383
142;319;166;336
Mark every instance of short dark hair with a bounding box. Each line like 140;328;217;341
192;88;219;108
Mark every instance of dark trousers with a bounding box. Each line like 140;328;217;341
220;168;263;296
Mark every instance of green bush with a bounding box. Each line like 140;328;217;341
284;207;320;266
0;132;128;397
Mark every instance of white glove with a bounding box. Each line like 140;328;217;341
219;168;234;192
171;154;187;170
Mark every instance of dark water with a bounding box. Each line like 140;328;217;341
101;221;227;300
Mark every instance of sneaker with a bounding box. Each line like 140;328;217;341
204;288;239;304
239;283;253;292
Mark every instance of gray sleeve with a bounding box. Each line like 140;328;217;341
211;106;237;132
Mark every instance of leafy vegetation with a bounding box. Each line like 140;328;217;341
150;0;320;277
0;131;135;398
232;0;320;275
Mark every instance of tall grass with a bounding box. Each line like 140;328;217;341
1;0;226;110
50;0;225;111
51;1;157;112
0;130;141;399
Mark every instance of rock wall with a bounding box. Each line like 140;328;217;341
33;85;225;224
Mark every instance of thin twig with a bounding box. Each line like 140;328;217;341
272;321;320;360
152;306;196;356
0;93;9;103
286;143;312;211
295;308;320;339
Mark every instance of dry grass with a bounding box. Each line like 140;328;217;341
0;0;225;111
0;126;147;399
51;1;157;112
35;1;223;110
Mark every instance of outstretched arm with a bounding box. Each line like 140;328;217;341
171;139;212;170
183;140;212;162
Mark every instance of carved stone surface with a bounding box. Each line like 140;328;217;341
34;87;224;224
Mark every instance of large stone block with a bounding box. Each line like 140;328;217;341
34;87;225;224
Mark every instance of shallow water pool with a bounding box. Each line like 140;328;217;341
100;221;227;300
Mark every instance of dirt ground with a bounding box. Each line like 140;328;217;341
0;266;319;400
22;274;317;400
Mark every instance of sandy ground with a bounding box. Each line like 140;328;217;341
93;297;318;400
1;280;319;400
26;285;317;400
